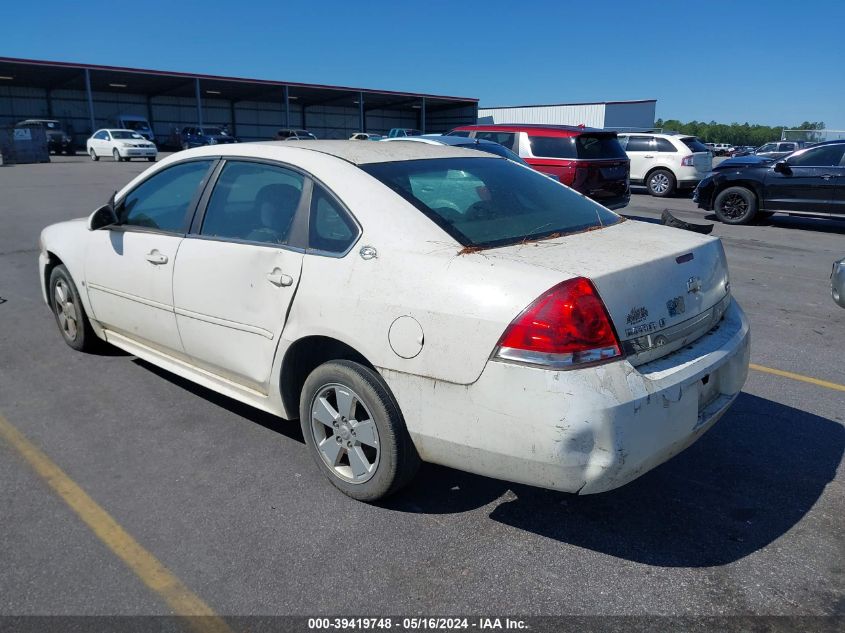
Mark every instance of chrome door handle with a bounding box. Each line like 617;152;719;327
145;250;168;265
266;269;293;287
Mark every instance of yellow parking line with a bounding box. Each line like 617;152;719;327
750;363;845;393
0;413;232;633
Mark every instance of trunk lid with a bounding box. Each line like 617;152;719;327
484;219;731;364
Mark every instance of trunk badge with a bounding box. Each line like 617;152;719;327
687;276;702;294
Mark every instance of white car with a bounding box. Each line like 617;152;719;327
617;133;713;197
87;129;157;162
38;141;750;501
349;133;383;141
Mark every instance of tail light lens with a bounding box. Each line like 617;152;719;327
493;277;622;370
681;155;695;166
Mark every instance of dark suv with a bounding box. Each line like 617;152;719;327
694;140;845;224
448;124;630;209
15;119;75;155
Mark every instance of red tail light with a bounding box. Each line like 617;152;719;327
493;277;622;369
681;154;695;166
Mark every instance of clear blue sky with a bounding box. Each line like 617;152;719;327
4;0;844;129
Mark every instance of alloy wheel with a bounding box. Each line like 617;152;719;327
721;193;748;219
650;172;670;194
310;383;380;484
53;279;78;341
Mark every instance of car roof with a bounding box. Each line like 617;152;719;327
100;129;138;133
453;123;607;137
239;140;495;164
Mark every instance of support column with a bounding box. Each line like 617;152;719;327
229;100;237;137
359;91;365;133
84;68;96;135
420;97;426;134
46;88;54;118
195;78;203;126
283;85;290;130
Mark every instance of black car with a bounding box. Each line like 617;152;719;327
694;140;845;224
15;119;75;154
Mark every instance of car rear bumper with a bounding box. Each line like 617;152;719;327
387;299;750;494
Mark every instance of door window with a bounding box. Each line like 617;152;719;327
119;160;213;232
624;136;654;152
655;138;677;152
787;145;845;167
474;131;517;151
200;161;305;245
308;185;358;254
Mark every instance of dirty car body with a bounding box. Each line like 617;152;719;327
38;141;749;499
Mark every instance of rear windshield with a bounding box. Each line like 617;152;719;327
361;157;621;248
681;137;710;153
528;134;627;160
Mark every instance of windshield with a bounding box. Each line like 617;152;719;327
362;157;621;248
112;131;144;140
681;137;710;153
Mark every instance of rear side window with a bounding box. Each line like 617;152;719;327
201;161;304;245
655;138;677;152
528;135;576;158
681;137;710;153
120;160;213;232
474;131;517;151
309;185;358;254
780;143;796;152
362;157;621;248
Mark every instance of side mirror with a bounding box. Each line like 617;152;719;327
88;202;118;231
773;160;791;175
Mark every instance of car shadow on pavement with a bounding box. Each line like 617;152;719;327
391;392;844;567
132;358;305;444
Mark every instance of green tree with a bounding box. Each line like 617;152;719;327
651;119;825;146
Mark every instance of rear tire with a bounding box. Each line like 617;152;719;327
714;186;758;224
89;148;98;161
49;265;100;353
148;156;156;162
300;360;420;502
646;168;676;197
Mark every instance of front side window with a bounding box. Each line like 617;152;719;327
201;161;304;245
447;130;471;137
362;157;621;248
474;131;517;151
787;144;845;167
758;143;777;153
119;160;213;232
308;185;358;254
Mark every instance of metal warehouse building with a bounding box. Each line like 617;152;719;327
0;57;478;147
478;99;657;131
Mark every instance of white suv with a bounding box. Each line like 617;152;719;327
618;133;713;197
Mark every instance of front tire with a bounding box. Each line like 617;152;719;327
49;265;100;352
300;360;419;502
112;148;122;162
646;168;676;197
89;148;99;161
714;186;758;224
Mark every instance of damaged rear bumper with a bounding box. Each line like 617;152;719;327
386;299;750;495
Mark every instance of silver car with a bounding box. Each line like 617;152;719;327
833;258;845;308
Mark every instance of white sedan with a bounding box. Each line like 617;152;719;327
38;141;750;501
87;128;157;162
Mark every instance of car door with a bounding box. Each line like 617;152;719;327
622;136;656;181
85;159;216;355
763;145;845;213
172;159;308;390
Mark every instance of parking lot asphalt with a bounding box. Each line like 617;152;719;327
0;155;843;618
